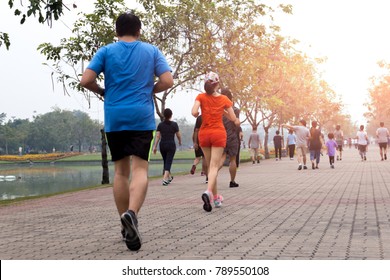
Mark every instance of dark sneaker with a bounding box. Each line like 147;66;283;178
312;163;315;169
121;210;142;251
121;227;126;241
303;165;308;170
205;176;208;184
229;181;239;188
385;154;387;160
202;191;212;212
168;176;174;183
364;156;367;161
298;165;302;170
190;165;196;174
331;164;335;169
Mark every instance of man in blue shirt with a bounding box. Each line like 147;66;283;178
80;12;173;251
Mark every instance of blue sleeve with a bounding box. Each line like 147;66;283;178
87;47;106;75
154;47;171;77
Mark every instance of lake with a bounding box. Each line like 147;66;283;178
0;160;193;201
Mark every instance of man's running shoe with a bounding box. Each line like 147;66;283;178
168;176;174;183
201;191;213;212
121;227;126;241
214;194;224;208
190;165;196;174
229;181;239;188
121;210;142;251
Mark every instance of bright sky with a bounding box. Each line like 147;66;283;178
1;0;390;125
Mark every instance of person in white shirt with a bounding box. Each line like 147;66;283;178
356;125;369;161
282;120;310;170
376;122;390;161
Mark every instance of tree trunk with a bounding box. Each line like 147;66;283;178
264;126;270;159
100;128;109;184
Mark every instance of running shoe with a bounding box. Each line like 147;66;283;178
298;165;302;170
190;165;196;174
214;194;224;208
121;210;142;251
303;165;308;170
229;181;239;188
162;179;170;186
201;171;206;176
168;176;174;183
205;176;208;184
121;227;126;241
201;191;213;212
385;154;387;160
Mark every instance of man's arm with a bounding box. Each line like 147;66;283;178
153;71;173;93
281;124;293;130
80;69;105;97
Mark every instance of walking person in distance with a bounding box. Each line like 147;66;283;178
282;120;310;170
376;122;390;161
153;108;182;186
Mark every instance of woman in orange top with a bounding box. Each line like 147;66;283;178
191;71;240;212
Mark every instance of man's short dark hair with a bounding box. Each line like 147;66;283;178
116;12;141;37
299;119;306;126
221;88;233;101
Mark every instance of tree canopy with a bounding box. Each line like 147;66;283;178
1;0;72;50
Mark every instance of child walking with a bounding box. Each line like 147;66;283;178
326;133;338;168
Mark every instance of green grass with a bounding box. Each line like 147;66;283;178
57;149;199;162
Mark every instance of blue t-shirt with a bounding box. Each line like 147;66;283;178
87;40;171;132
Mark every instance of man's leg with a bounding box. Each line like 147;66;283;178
229;155;237;182
128;156;149;214
113;156;131;217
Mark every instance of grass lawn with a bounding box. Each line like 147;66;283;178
0;149;253;164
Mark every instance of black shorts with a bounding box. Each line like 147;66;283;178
106;130;154;161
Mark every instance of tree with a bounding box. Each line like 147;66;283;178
365;61;390;135
1;0;73;50
38;0;291;119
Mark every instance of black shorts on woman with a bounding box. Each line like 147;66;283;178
106;130;154;161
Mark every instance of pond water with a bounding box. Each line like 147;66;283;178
0;160;192;201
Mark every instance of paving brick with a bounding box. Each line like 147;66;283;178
1;149;390;260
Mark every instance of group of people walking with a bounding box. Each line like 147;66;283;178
79;12;390;253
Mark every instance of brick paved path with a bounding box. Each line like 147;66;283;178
1;148;390;260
